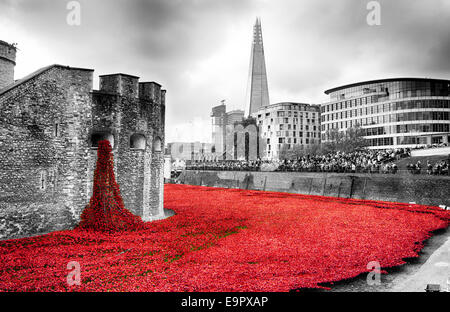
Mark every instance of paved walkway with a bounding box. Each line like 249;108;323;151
389;235;450;292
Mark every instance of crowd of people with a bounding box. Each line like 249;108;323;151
186;160;262;171
407;160;449;175
183;146;450;175
275;149;408;174
185;148;416;174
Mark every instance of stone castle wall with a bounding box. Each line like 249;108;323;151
0;66;94;238
0;62;14;90
0;67;165;239
0;41;16;89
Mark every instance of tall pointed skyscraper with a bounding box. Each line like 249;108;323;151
245;17;270;117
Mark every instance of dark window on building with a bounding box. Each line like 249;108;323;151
153;136;162;152
245;132;250;161
39;170;47;191
54;123;59;137
90;132;114;148
130;134;146;150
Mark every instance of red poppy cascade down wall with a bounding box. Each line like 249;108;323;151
0;42;166;239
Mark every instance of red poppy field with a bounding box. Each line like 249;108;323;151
0;184;449;292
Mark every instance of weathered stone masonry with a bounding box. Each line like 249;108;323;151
0;40;16;90
0;40;166;239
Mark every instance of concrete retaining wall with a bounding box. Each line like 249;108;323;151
178;170;450;207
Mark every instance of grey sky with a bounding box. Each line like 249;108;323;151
0;0;449;143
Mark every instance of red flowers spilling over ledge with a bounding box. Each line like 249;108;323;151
77;140;144;232
0;184;449;292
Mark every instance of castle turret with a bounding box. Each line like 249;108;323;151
99;73;139;98
138;81;161;103
0;40;17;90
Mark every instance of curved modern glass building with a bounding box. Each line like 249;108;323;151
321;78;450;149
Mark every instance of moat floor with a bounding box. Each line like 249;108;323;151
303;226;450;292
0;184;449;291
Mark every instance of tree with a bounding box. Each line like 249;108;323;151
277;143;288;160
343;124;368;152
279;125;368;160
322;128;344;153
235;116;257;128
279;142;323;160
323;125;367;153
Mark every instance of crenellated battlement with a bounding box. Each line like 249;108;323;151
139;81;163;103
0;40;17;89
0;40;16;64
99;73;139;98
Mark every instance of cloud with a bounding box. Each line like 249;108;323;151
0;0;448;142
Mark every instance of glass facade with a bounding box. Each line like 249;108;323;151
321;78;450;149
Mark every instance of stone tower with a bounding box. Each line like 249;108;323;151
0;39;167;239
245;17;270;117
0;40;17;90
